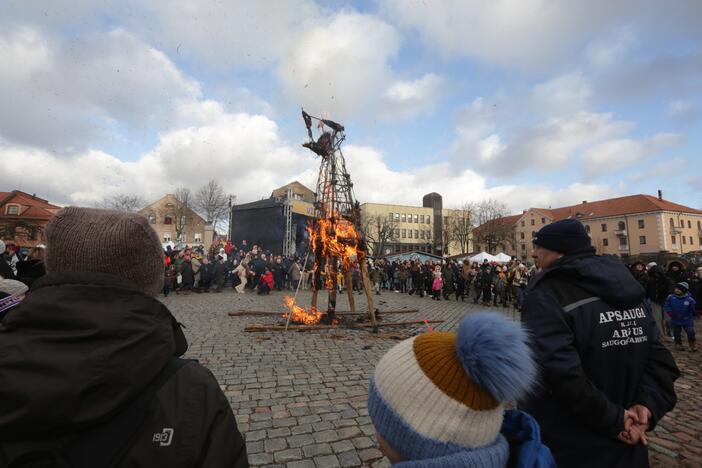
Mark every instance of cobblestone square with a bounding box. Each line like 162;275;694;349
165;289;702;467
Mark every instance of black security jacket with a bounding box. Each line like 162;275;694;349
0;272;248;467
520;251;679;468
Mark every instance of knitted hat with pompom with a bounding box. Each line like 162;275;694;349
368;313;536;467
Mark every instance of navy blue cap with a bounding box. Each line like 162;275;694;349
533;219;591;254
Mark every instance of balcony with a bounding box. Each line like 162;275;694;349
615;229;627;237
618;244;629;252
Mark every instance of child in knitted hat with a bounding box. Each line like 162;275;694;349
368;312;555;467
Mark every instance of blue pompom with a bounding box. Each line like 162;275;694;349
456;312;536;402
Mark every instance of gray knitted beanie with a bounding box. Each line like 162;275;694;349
46;207;164;296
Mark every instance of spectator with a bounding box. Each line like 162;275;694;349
3;244;20;276
0;207;248;467
664;282;696;352
258;267;274;295
16;246;47;287
647;263;672;339
212;255;226;292
368;312;554;467
691;267;702;316
0;241;15;279
520;219;679;467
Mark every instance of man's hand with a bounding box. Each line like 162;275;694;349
616;406;651;446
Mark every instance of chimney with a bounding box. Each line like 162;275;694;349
657;190;662;200
523;209;527;214
582;200;587;204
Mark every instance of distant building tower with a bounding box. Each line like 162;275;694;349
423;192;443;255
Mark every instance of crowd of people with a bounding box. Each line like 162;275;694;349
0;208;699;467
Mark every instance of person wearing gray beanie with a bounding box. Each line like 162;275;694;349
0;207;248;467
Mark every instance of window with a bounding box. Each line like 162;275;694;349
389;212;393;221
5;204;19;215
690;236;694;245
420;230;425;239
427;230;431;239
401;229;406;238
669;218;674;229
163;232;171;242
194;233;202;243
413;214;418;223
698;221;701;230
618;221;625;231
531;219;535;226
601;224;607;232
638;219;644;229
688;220;692;229
181;215;187;225
521;244;526;251
619;236;627;246
603;238;609;246
699;237;702;246
394;213;400;222
672;235;676;245
585;225;591;234
520;232;525;240
394;229;400;238
420;214;425;223
541;217;546;224
531;231;536;238
148;214;156;224
293;193;303;200
426;215;431;224
414;230;419;239
680;219;684;228
682;236;686;245
401;214;406;222
521;220;525;227
164;216;173;225
639;236;646;245
408;230;413;239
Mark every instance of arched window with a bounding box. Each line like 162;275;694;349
618;221;625;231
164;215;173;225
147;214;156;224
585;225;591;234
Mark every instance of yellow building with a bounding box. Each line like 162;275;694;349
360;193;470;256
139;194;214;247
475;193;702;262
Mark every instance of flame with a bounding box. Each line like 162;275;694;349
282;296;324;325
307;214;360;291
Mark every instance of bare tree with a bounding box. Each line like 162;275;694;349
447;203;473;254
361;213;398;256
167;187;192;241
472;199;512;254
193;180;229;231
99;193;145;212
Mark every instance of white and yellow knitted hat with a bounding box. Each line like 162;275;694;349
368;313;536;466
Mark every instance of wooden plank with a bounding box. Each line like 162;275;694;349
243;319;442;332
229;309;419;317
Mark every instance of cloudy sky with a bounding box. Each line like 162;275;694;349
2;1;701;212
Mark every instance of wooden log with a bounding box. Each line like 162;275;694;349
344;270;355;314
359;260;377;327
243;319;442;332
228;309;419;317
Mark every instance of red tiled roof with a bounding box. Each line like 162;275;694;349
0;190;61;220
477;194;702;230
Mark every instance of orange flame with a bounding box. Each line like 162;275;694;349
282;296;324;325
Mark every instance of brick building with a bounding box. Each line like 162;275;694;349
0;190;61;248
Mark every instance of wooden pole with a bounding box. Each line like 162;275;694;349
244;319;443;332
343;269;355;313
359;259;377;327
229;309;419;317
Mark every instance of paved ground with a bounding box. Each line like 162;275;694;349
163;288;701;467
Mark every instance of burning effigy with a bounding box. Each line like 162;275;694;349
281;110;378;328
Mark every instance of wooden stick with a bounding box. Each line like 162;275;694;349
359;260;377;327
244;319;442;332
229;309;419;317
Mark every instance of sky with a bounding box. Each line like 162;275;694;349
1;0;701;213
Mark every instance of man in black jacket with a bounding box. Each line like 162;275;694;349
520;219;679;468
0;207;248;467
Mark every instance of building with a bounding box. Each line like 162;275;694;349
229;181;316;255
139;194;214;247
474;193;702;262
360;193;469;257
0;190;61;247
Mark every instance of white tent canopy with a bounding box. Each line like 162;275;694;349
494;253;512;263
468;252;499;263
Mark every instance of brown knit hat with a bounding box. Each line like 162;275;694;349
46;207;164;296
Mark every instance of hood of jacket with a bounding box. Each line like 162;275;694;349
0;271;187;440
529;250;645;309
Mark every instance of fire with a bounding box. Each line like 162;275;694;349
282;296;324;325
307;213;361;290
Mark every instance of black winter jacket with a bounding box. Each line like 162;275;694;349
520;251;679;468
0;272;248;467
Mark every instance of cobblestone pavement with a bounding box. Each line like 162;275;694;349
163;288;701;467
